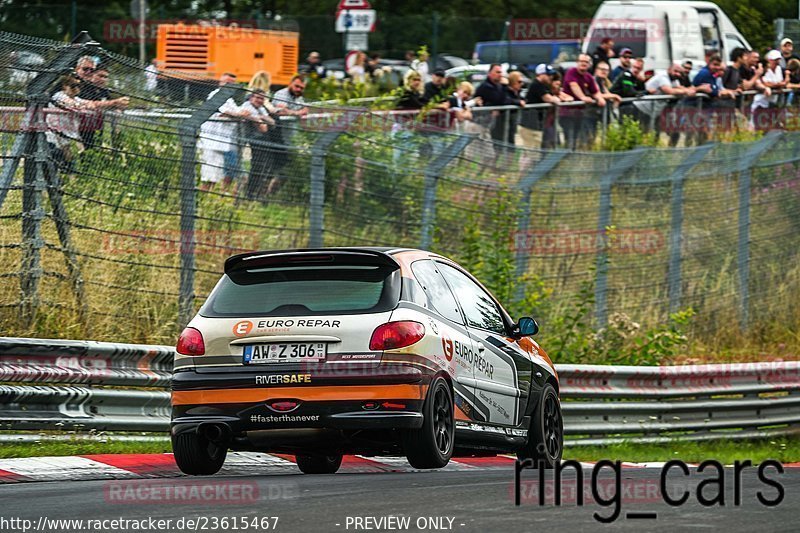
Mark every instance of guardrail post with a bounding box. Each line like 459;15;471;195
178;84;242;327
667;144;716;314
594;148;649;328
308;111;361;248
420;134;475;250
735;130;784;331
514;151;569;300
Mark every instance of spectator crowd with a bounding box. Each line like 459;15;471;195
44;38;800;190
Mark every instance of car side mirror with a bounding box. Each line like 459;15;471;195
516;317;538;336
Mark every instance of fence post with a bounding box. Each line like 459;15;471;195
735;130;784;331
308;112;361;248
514;150;569;301
17;35;95;326
594;148;649;328
178;84;242;327
420;134;475;249
667;144;716;315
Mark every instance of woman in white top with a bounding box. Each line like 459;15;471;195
46;75;96;172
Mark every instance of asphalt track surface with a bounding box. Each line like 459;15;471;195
1;464;798;533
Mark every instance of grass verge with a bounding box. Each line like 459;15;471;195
564;437;800;464
1;436;798;463
0;439;171;459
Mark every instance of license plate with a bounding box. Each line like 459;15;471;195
243;343;327;364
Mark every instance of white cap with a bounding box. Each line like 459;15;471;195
535;63;555;75
781;38;793;47
766;49;781;61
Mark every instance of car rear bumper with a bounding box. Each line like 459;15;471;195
170;362;433;434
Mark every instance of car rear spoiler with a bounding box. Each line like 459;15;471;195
224;248;401;275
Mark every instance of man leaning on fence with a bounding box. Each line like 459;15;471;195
474;64;525;145
634;63;698;142
78;63;129;148
523;64;561;149
562;54;605;150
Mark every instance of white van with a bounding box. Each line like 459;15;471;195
582;1;751;74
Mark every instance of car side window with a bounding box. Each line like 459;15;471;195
437;263;506;335
411;260;463;324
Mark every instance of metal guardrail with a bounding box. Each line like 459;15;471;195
1;337;798;445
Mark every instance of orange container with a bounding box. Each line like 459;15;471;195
156;23;299;86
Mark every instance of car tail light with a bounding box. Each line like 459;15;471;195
269;400;299;412
176;327;205;356
369;321;425;351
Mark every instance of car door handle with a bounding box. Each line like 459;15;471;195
477;345;485;352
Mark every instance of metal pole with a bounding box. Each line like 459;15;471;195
308;112;360;248
733;131;784;331
16;35;94;326
594;149;649;328
667;144;715;314
20;124;44;327
177;85;241;326
139;0;146;65
514;151;569;301
420;134;475;249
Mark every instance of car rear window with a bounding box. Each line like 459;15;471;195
200;264;400;317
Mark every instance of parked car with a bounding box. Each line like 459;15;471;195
473;40;581;71
583;1;751;74
322;57;409;85
434;54;470;71
445;64;531;86
172;247;562;475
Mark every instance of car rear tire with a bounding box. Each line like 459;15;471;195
518;383;563;468
172;432;227;475
296;453;343;474
402;377;454;469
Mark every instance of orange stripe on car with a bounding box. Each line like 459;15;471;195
171;384;426;406
454;405;470;421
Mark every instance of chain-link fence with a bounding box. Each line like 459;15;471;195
1;30;799;347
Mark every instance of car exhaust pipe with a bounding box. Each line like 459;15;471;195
197;422;232;446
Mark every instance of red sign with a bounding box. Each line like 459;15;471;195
336;0;371;17
337;0;371;10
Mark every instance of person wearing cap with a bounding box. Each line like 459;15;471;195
610;48;633;81
779;38;800;70
422;69;448;104
591;37;615;74
523;64;561;147
752;50;785;116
